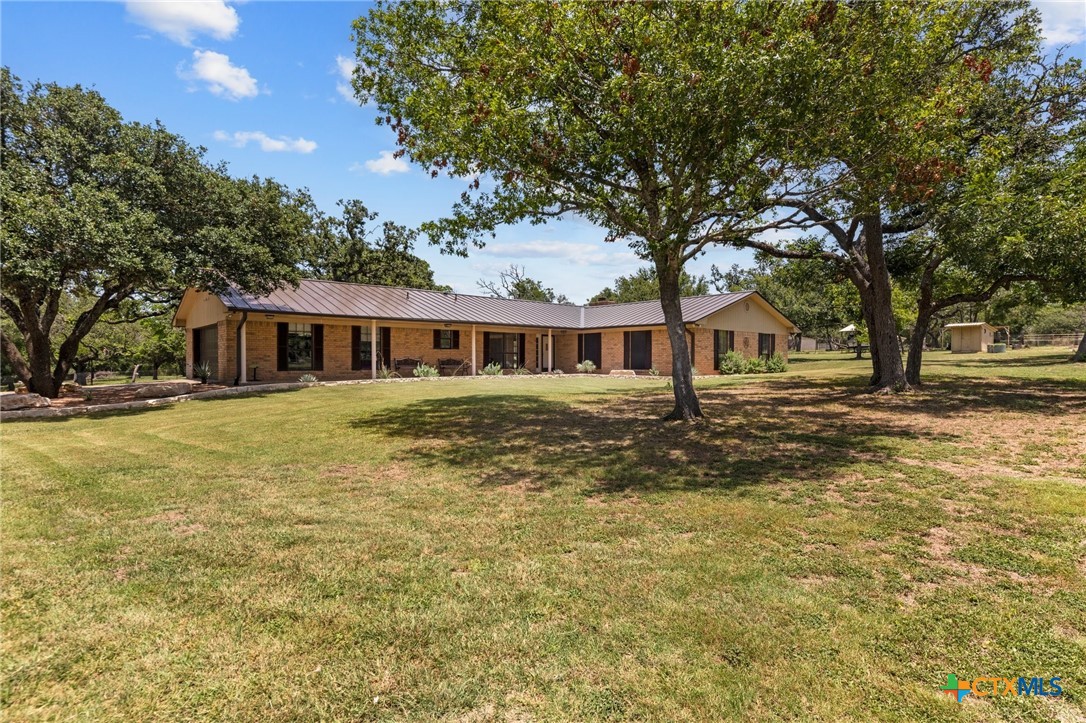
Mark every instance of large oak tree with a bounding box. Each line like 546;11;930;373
1;69;310;397
353;1;844;419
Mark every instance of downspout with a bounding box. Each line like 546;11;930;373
234;310;248;386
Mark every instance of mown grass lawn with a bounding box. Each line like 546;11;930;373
2;348;1084;721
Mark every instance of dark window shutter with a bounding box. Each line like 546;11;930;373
381;327;391;367
623;331;631;369
518;333;526;368
351;326;361;371
482;331;491;365
577;334;584;362
433;329;442;349
645;330;652;369
713;330;720;369
276;323;288;371
452;330;460;349
729;331;735;352
192;328;202;368
312;324;324;371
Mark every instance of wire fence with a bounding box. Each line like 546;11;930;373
1019;333;1083;348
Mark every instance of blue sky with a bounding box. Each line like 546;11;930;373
3;2;1083;301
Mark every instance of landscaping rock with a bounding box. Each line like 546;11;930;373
60;381;87;397
134;381;194;399
608;369;636;377
1;393;52;411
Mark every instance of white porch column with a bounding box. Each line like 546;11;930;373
548;328;554;372
471;324;477;375
370;318;377;378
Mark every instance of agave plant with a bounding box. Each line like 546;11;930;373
575;359;596;373
298;373;319;383
192;361;212;383
375;365;399;380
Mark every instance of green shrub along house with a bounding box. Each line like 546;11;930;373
173;280;798;383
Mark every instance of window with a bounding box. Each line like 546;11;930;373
359;327;374;365
714;330;735;369
758;332;776;358
287;323;313;370
623;330;652;369
485;332;521;369
278;322;323;371
577;333;602;368
355;326;388;369
433;329;460;349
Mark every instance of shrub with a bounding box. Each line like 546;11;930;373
764;352;788;373
298;373;318;383
743;356;766;374
481;362;503;375
719;350;747;375
193;360;212;383
690;366;700;377
648;367;660;377
575;359;597;373
513;366;533;375
413;363;439;377
375;365;398;380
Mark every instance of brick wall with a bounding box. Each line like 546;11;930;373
185;320;790;382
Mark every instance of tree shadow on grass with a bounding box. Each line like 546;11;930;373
349;374;1084;495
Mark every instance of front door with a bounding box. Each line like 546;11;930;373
538;334;551;371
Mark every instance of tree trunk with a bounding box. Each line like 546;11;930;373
860;216;909;392
860;296;882;387
905;310;932;387
656;257;703;421
906;257;938;387
152;362;161;380
1074;331;1086;362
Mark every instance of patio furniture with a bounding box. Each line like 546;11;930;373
393;357;422;377
438;358;467;376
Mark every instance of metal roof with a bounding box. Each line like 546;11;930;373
216;279;784;330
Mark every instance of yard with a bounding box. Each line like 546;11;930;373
2;349;1084;721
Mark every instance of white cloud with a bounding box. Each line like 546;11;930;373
335;54;357;102
214;130;317;153
1034;1;1086;46
358;151;409;175
126;1;239;46
480;239;640;268
181;50;258;100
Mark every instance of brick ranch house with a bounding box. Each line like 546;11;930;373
173;280;799;384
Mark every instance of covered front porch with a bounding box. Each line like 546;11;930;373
186;311;571;384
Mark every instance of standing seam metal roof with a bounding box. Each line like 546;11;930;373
217;279;771;330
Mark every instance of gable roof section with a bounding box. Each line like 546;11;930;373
210;279;796;331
